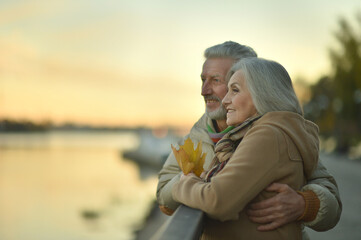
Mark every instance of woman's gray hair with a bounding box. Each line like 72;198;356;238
204;41;257;61
228;58;303;116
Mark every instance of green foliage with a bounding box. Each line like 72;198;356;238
304;76;335;136
304;14;361;153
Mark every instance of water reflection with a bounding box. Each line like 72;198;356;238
0;131;157;240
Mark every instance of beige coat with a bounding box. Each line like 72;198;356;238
156;113;342;238
172;112;319;239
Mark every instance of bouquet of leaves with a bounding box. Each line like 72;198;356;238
171;138;206;177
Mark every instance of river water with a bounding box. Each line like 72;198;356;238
0;131;158;240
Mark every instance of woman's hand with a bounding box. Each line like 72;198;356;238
180;171;207;180
180;172;197;180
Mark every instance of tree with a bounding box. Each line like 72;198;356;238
330;14;361;152
304;14;361;153
304;76;335;138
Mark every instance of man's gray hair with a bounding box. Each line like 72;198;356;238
204;41;257;61
228;58;303;116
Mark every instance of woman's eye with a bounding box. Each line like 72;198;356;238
232;88;239;92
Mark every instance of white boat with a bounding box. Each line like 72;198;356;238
123;128;181;170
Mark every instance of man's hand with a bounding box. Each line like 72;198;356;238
246;183;305;231
159;205;175;216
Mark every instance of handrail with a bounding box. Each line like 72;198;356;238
151;205;205;240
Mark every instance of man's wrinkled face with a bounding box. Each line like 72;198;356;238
201;58;234;120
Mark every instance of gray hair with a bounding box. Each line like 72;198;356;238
228;58;303;116
204;41;257;61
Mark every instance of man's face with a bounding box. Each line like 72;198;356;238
201;58;235;120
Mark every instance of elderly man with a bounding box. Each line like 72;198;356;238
156;41;341;238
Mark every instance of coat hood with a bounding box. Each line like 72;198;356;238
256;111;319;178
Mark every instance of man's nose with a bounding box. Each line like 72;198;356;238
201;80;212;96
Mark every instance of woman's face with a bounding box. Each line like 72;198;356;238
222;70;257;126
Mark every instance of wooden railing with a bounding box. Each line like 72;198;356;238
151;205;205;240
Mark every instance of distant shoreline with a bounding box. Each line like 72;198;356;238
0;119;152;133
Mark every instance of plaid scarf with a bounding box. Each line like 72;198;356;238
205;115;262;182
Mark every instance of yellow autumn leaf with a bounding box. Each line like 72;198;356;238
193;151;206;177
171;138;206;177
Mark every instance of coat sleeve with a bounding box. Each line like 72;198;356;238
301;158;342;231
172;125;283;222
156;132;215;212
156;139;184;211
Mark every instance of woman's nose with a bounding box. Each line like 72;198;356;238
222;92;230;106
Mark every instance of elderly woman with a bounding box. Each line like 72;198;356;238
172;58;320;240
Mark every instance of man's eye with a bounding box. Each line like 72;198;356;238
214;79;220;82
232;88;239;92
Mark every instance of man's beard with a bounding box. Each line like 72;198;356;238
204;96;227;120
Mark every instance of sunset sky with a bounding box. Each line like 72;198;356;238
1;0;360;129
